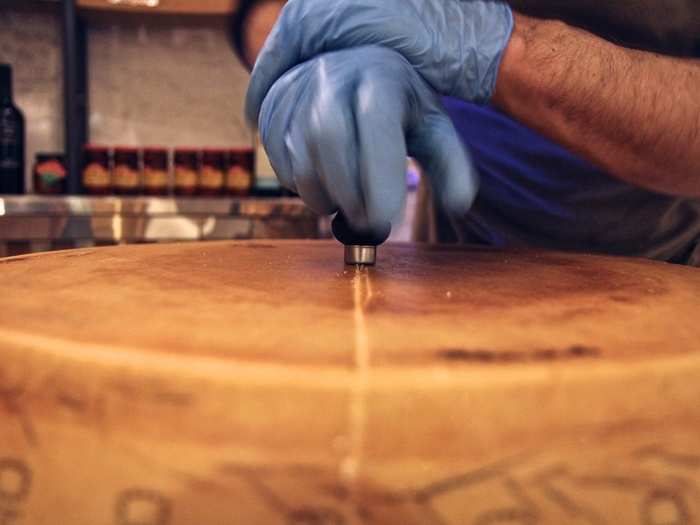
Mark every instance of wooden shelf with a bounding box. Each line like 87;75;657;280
77;0;237;15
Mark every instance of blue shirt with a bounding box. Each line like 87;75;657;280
442;98;700;266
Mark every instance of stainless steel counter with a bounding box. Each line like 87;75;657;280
0;195;321;256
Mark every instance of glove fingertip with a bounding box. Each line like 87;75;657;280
441;188;474;218
441;168;478;217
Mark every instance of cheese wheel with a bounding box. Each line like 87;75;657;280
0;241;698;524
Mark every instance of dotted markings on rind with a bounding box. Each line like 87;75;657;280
115;489;172;525
0;458;32;525
286;507;347;525
437;345;600;365
640;489;689;525
0;459;32;505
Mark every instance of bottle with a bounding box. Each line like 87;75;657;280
0;64;25;194
143;147;169;196
200;149;225;196
113;147;141;195
226;147;254;197
82;145;112;195
173;148;199;196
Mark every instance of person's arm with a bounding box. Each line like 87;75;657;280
506;0;700;57
492;13;700;197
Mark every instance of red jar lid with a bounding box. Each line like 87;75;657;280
83;144;110;152
228;147;254;154
173;149;199;166
143;146;168;154
202;149;226;164
114;146;139;154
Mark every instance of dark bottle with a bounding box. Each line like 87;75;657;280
82;145;112;195
226;148;253;197
143;147;169;196
113;147;141;195
0;64;25;194
173;148;199;196
200;149;225;196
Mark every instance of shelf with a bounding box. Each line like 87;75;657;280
0;195;314;218
77;0;237;15
0;196;320;256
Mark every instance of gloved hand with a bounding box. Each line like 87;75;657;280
258;46;478;233
246;0;513;126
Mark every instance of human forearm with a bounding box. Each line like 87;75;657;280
506;0;700;56
492;13;700;196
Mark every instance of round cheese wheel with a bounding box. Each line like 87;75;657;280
0;241;698;524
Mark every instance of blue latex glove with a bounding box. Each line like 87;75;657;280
246;0;513;126
258;46;478;233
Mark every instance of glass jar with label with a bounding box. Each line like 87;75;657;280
226;147;254;197
143;147;169;196
174;148;199;196
82;145;111;195
113;147;141;195
33;153;67;195
200;149;225;196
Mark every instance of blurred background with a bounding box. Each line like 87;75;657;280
0;0;419;257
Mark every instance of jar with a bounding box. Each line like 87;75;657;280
173;148;199;196
33;153;67;195
199;149;225;196
82;145;111;195
226;148;254;197
143;147;169;196
113;147;141;195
